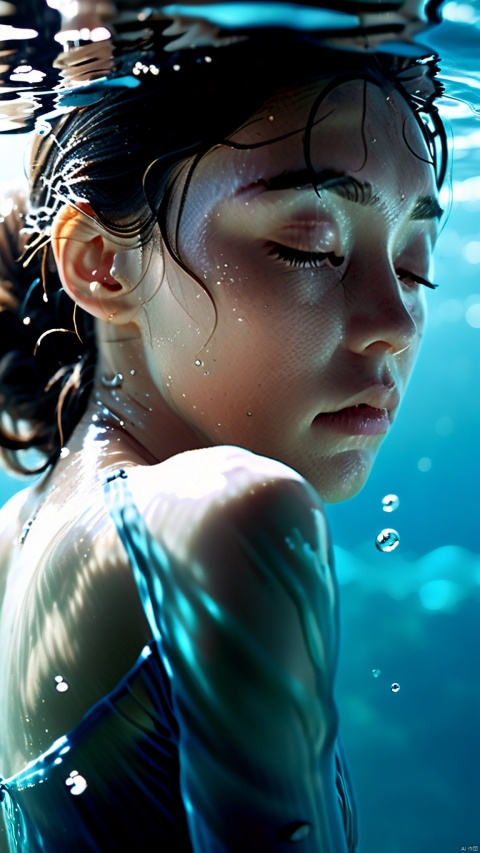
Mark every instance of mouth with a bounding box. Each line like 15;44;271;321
313;404;391;436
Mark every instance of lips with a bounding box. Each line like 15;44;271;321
314;404;391;436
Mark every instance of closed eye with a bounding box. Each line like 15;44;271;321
268;243;344;269
396;268;438;290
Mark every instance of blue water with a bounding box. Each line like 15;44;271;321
0;4;479;851
330;8;480;848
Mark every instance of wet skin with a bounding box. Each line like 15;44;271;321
143;77;441;502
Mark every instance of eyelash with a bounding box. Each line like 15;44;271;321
268;243;344;269
269;245;439;290
396;269;439;291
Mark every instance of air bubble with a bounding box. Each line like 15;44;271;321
372;669;381;678
375;528;400;552
60;447;70;459
418;456;432;472
22;316;31;325
391;682;400;693
382;494;399;513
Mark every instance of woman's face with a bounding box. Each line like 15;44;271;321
149;77;441;502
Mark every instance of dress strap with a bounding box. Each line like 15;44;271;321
103;468;167;645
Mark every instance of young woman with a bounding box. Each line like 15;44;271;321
0;4;446;851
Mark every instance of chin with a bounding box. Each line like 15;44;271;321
301;448;376;504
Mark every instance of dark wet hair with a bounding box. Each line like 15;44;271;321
0;35;447;474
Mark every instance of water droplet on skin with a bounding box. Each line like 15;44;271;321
195;359;202;367
65;771;88;795
268;115;275;122
55;676;69;693
130;369;136;376
382;494;399;513
391;682;401;693
372;669;381;678
101;373;124;388
246;411;253;417
60;447;70;459
375;528;400;552
19;517;34;544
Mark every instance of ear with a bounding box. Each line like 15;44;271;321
50;203;163;325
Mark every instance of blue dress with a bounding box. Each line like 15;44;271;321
0;470;358;852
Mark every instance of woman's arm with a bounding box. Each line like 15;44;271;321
152;459;350;852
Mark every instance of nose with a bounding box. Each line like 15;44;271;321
343;257;422;356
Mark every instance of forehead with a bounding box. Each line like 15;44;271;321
185;76;437;204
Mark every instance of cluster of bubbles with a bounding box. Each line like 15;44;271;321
55;675;69;693
376;493;400;552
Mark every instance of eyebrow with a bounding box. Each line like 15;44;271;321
249;168;444;220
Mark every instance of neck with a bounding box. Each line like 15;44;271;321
81;333;210;466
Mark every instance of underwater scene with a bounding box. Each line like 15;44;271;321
0;2;478;852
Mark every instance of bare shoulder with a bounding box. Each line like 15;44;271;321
127;445;329;567
126;449;338;711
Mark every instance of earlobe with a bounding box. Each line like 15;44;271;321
50;204;160;325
